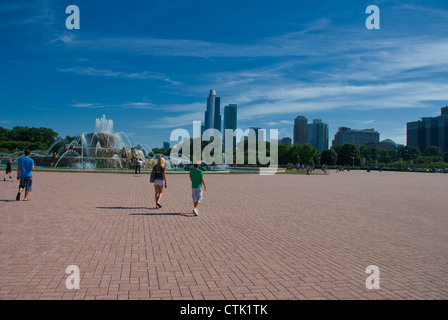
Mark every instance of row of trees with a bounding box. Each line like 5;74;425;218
0;126;60;153
290;143;446;167
154;139;447;168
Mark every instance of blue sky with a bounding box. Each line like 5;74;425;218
1;0;448;149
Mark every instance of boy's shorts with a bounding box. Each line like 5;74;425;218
192;188;203;202
19;177;33;192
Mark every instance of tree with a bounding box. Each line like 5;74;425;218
423;146;442;157
378;150;391;164
398;146;421;161
278;143;291;165
298;144;319;165
337;143;361;166
320;148;337;165
360;145;380;165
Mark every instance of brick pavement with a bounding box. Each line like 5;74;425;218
0;170;447;300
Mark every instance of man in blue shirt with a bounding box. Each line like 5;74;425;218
16;149;34;201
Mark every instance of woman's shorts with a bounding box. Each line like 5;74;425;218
154;179;164;186
192;188;203;202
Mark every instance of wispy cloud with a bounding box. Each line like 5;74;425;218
72;101;156;110
58;66;181;84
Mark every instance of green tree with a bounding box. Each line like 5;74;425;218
360;145;380;165
320;148;337;165
398;146;421;161
278;143;291;165
337;143;361;166
423;146;442;157
378;150;391;164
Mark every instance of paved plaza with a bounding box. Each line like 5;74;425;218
0;169;447;300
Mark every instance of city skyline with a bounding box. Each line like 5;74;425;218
1;1;448;149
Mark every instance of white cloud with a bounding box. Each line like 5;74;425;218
58;66;181;84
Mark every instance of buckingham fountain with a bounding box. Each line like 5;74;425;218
32;115;187;170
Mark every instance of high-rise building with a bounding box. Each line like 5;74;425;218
224;104;237;149
248;127;264;142
163;141;170;150
293;116;307;145
332;127;351;147
280;137;292;146
407;106;448;157
204;89;221;133
332;128;379;147
307;119;329;153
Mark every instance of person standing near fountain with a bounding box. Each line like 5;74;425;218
151;157;167;208
16;149;34;201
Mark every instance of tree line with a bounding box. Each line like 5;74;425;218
2;126;446;168
155;140;447;168
0;126;60;153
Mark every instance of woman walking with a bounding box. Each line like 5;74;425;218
151;157;167;208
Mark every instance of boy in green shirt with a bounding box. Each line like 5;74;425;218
189;161;207;216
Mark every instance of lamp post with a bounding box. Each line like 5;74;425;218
352;156;354;167
297;155;300;170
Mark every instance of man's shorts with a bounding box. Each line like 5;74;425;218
19;177;32;192
192;188;203;202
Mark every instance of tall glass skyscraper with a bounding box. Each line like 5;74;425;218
307;119;329;153
224;104;237;149
293;116;308;145
204;89;221;132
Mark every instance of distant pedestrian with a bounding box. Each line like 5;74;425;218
151;157;167;208
16;149;34;201
190;161;207;216
4;158;12;181
138;159;143;174
135;158;139;174
306;165;310;175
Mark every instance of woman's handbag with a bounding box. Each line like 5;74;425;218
150;171;155;183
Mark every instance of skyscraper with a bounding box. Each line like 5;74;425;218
204;89;221;133
407;106;448;157
280;137;292;146
332;128;380;147
293;116;307;145
307;119;329;153
224;104;237;149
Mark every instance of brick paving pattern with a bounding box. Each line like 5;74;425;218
1;170;447;300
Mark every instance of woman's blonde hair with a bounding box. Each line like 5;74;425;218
158;157;165;168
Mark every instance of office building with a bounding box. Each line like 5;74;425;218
163;141;170;150
280;137;292;146
407;106;448;157
204;89;221;133
332;128;380;147
224;104;237;149
248;127;264;142
307;119;329;153
293;116;308;145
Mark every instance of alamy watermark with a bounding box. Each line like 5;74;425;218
170;122;278;175
365;265;380;289
65;265;80;290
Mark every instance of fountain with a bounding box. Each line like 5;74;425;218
4;115;250;172
31;115;178;170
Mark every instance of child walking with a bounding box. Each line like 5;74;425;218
4;158;12;181
189;161;206;216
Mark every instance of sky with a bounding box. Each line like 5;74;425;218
1;0;448;149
